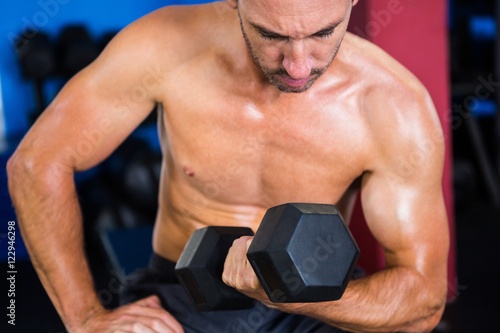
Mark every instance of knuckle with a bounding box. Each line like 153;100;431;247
131;322;147;331
234;278;245;290
236;236;251;245
230;238;241;249
159;312;174;322
150;318;165;329
221;271;229;284
148;294;161;302
249;277;260;290
157;310;176;323
222;273;234;287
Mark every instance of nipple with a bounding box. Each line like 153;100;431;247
183;166;195;177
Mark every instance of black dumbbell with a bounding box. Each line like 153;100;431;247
56;25;99;77
175;226;256;311
175;203;360;311
15;31;56;120
16;32;56;80
102;138;161;214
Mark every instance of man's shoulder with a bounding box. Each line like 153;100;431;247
114;3;232;61
140;2;231;31
340;33;435;124
341;32;427;103
339;33;443;163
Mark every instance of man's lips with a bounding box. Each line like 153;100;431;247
277;74;312;87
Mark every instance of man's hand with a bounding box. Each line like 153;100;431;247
80;295;184;333
222;236;273;307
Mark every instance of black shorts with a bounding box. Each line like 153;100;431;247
119;253;348;333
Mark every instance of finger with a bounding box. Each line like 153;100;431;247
245;237;253;251
135;295;163;309
128;322;156;333
222;245;238;285
121;305;184;333
234;237;254;270
115;316;181;333
127;320;181;333
224;238;250;287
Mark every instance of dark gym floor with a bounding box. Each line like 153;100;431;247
2;198;499;333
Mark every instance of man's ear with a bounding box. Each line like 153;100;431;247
227;0;238;9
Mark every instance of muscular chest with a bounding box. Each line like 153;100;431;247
160;77;367;207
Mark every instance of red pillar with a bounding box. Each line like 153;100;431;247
348;0;457;301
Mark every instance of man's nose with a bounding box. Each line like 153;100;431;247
282;41;312;79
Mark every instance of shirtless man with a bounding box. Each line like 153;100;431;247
7;0;450;332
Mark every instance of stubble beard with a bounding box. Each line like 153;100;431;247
237;11;341;93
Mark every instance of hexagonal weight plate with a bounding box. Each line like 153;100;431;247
175;226;255;310
247;203;360;303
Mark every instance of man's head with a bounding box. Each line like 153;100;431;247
228;0;358;93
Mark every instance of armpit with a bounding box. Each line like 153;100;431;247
336;174;363;223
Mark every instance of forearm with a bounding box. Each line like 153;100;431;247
7;157;104;332
276;267;446;333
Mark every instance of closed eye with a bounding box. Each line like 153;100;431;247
259;30;288;41
313;27;335;39
250;22;339;41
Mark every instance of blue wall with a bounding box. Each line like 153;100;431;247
0;0;215;261
0;0;215;139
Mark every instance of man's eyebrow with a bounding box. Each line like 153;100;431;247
249;21;341;39
312;23;341;35
249;22;287;38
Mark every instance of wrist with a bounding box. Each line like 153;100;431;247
63;299;107;333
271;301;308;315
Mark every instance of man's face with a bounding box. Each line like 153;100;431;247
236;0;353;93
